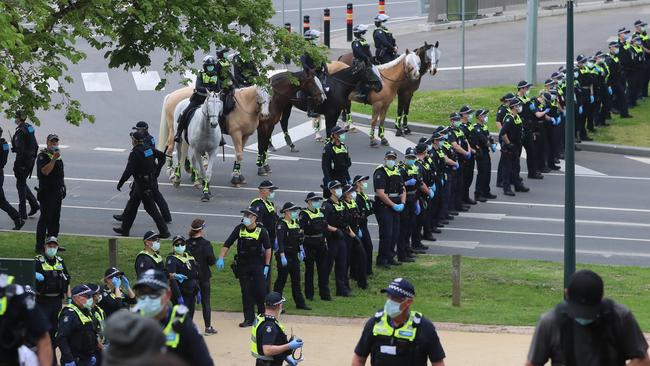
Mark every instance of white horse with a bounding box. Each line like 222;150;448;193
172;91;222;201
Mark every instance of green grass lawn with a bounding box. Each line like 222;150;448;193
3;232;650;328
352;86;650;148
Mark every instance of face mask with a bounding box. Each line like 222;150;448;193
351;192;357;200
427;144;433;151
484;116;489;124
453;121;461;128
611;48;620;55
45;247;57;258
625;35;631;42
517;106;523;113
243;217;253;226
574;71;579;78
206;65;215;72
339;133;347;142
137;295;163;318
83;297;94;309
174;245;186;255
575;317;594;326
268;191;276;200
385;159;396;169
467;114;473;121
586;62;594;68
334;188;343;198
290;211;299;220
637;40;643;45
50;144;59;153
525;89;531;96
151;241;161;252
406;158;416;166
311;200;321;210
362;182;369;189
384;299;403;318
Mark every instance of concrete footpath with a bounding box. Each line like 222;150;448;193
199;311;534;365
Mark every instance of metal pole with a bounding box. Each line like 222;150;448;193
526;0;539;83
461;0;466;92
563;0;576;288
299;0;303;37
282;0;285;25
324;8;331;48
452;255;461;307
347;3;354;42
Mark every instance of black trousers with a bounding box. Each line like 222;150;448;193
199;280;212;328
461;158;475;201
36;299;62;356
273;252;306;307
36;190;63;253
14;167;37;218
626;69;642;105
444;170;456;215
347;235;367;288
180;291;196;322
576;99;588;138
237;263;266;322
358;222;373;275
501;146;523;190
585;99;596;131
120;182;168;235
375;204;399;264
0;172;19;222
474;153;491;196
532;131;545;173
303;238;330;300
326;232;348;294
121;180;171;222
612;79;630;116
453;164;464;210
398;200;416;259
522;134;538;177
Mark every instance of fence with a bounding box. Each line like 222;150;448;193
425;0;586;22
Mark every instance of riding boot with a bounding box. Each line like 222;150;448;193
355;84;367;104
306;99;318;118
174;119;186;143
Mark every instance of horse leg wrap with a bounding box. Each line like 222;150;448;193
284;132;294;147
403;114;409;127
232;161;241;175
369;127;375;140
379;125;385;139
203;179;210;193
346;113;353;125
395;115;403;128
174;165;181;178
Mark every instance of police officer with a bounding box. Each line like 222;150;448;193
86;283;108;364
531;92;554;176
322;125;351;192
495;93;517;188
302;29;328;118
114;121;172;225
413;142;438;246
634;19;650;98
0;272;53;366
321;180;352;296
217;206;272;327
446;113;470;212
351;278;446;366
607;41;632;118
353;175;375;276
133;269;214;365
0;127;23;230
458;105;477;205
113;132;170;238
231;41;260;88
166;235;200;320
617;28;637;107
352;24;375;102
251;292;304;366
186;218;218;335
35;134;65;253
516;80;544;180
97;267;136;318
499;99;530;196
34;236;70;351
373;14;398;64
57;284;101;366
436;127;460;221
11;110;39;220
342;184;368;290
135;231;164;275
471;110;497;202
251;180;279;249
299;192;332;302
374;150;406;268
273;202;310;310
399;148;427;261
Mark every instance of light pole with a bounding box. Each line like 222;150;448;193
299;0;303;36
563;0;576;287
461;0;465;92
525;0;539;83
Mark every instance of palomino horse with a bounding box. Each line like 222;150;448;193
159;85;270;187
172;91;222;202
256;70;326;176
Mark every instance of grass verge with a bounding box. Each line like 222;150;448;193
2;232;650;328
351;86;650;148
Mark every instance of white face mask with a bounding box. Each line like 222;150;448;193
151;241;161;252
174;245;186;255
137;294;163;318
517;106;523;113
351;192;358;200
484;116;489;124
384;299;403;318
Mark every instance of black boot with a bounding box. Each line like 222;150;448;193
174;127;184;143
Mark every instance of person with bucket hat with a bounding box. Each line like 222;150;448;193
526;270;649;366
352;278;446;366
299;192;332;301
56;284;101;366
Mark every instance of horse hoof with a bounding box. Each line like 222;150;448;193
231;176;240;185
264;165;272;173
381;138;389;146
173;180;180;188
257;167;268;176
239;175;246;184
290;146;300;153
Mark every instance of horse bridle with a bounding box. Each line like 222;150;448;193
378;57;418;83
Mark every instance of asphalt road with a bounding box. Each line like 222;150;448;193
1;4;650;268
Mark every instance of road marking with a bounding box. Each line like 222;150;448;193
38;144;69;149
437;61;564;72
94;147;126;152
132;71;163;91
625;156;650;165
485;200;650;214
467;243;650;259
458;212;650;228
81;72;112;92
354;125;413;154
443;227;650;243
245;120;320;151
428;240;480;249
557;160;605;176
457;213;506;220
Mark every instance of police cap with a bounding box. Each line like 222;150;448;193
342;184;355;194
47;134;59;142
134;269;170;291
143;231;159;241
280;201;299;213
240;206;260;218
618;27;630;35
265;291;286;306
508;99;522;108
384;150;398;158
404;147;416;158
458;105;473;115
449;112;461;121
380;277;416;298
172;235;185;245
131;131;146;141
352;175;370;185
330;125;349;135
133;121;149;130
516;80;532;89
500;92;516;102
475;109;489;118
305;192;323;202
72;284;99;297
544;79;554;86
104;267;125;280
326;180;342;190
415;143;428;154
258;180;278;190
634;20;648;27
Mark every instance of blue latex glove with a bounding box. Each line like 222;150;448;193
90;356;96;366
442;179;446;186
555;117;562;126
465;151;472;159
263;265;270;279
285;355;303;366
392;203;404;212
280;254;288;267
216;257;225;270
428;186;435;198
451;162;459;171
121;275;130;289
288;338;304;350
357;229;363;239
174;273;188;283
590;95;595;104
544;108;551;114
529;103;535;110
64;362;76;366
273;238;279;251
111;277;121;289
607;86;613;95
415;201;421;215
178;296;185;306
298;248;305;262
35;272;44;282
196;291;202;304
490;143;497;153
404;178;417;186
578;105;583;115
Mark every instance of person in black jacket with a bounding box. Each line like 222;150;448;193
56;285;101;366
373;14;398;64
0;126;23;230
97;267;136;318
353;175;374;276
321;125;351;197
11;110;39;220
35;134;65;253
166;235;200;321
299;192;331;301
186;218;218;335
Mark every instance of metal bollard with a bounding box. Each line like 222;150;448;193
303;15;310;34
379;0;385;14
108;238;118;268
324;9;331;48
452;254;461;307
346;3;353;42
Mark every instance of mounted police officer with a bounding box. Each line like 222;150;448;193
0;126;23;230
35;134;65;253
351;278;446;366
299;192;332;302
166;235;200;321
251;292;304;366
133;269;214;365
273;202;310;310
322;180;352;297
113;131;170;238
217;206;272;328
34;236;70;352
11;110;39;220
352;24;379;102
322;125;351;196
302;29;328;118
231;35;260;88
56;284;101;366
373;14;397;64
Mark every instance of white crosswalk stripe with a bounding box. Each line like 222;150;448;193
625;156;650;165
245;119;321;151
132;71;163;91
81;72;112;92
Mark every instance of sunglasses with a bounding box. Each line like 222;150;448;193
173;242;185;247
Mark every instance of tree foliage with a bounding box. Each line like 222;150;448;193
0;0;327;125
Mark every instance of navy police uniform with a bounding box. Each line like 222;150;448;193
11;121;39;219
35;147;65;253
299;200;331;301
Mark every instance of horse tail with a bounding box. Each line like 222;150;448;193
159;93;171;152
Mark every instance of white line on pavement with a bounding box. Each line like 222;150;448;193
38;144;69;149
81;72;112;92
457;212;650;228
486;200;650;214
437;61;564;72
557;159;605;176
93;147;126;152
132;71;163;91
448;243;650;259
625;156;650;165
245;119;320;151
442;227;650;243
354;125;414;154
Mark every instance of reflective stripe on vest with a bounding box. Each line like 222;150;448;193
163;305;187;349
372;311;422;341
240;226;262;240
282;219;300;229
332;144;348;154
345;199;358;210
303;208;324;219
0;276;15;316
172;253;196;265
66;304;93;325
506;113;523;125
36;255;64;271
251;314;287;360
202;73;219;85
138;251;164;264
251;197;276;214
